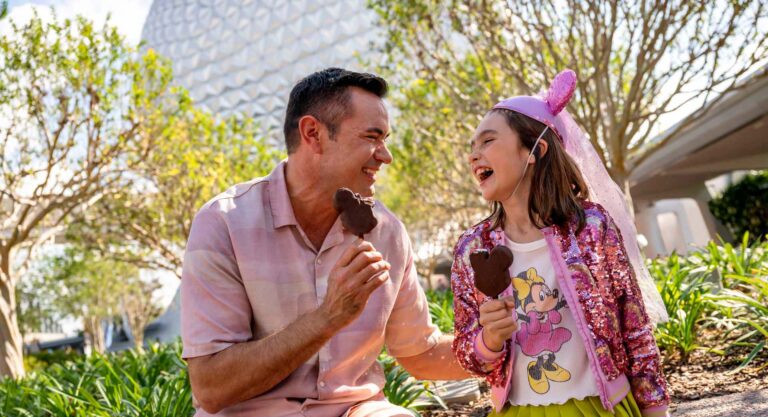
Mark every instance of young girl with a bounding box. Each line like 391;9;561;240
451;70;670;417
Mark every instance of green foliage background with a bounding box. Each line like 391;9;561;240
709;172;768;241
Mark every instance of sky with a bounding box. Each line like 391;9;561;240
3;0;153;45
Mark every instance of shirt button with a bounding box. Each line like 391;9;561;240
319;381;326;388
316;258;322;265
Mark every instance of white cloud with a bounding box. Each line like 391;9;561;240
2;0;153;46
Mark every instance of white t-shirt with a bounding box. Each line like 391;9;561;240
505;235;600;406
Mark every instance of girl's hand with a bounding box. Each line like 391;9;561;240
478;296;517;352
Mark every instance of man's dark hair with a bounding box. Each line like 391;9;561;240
283;68;388;153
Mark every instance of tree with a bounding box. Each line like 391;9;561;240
1;7;282;376
22;245;163;354
16;262;61;337
120;275;162;352
0;12;189;377
376;56;503;273
371;0;768;262
40;248;137;355
66;109;282;277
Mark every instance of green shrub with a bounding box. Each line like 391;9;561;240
709;171;768;239
425;289;454;333
378;353;425;415
707;273;768;368
7;343;447;416
649;253;715;363
377;352;445;414
648;234;768;366
1;341;193;417
691;232;768;281
690;233;768;366
23;348;81;373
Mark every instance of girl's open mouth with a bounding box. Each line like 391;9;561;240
475;167;494;182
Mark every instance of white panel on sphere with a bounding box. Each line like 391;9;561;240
141;0;382;143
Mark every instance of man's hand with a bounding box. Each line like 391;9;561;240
187;240;391;413
478;296;517;352
319;240;390;331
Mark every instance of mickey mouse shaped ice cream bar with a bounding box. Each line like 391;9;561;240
333;188;378;238
470;246;514;298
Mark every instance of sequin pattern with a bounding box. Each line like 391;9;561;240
450;226;509;385
450;201;669;411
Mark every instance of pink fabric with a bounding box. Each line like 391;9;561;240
544;69;576;115
474;329;505;362
491;264;516;412
450;202;669;414
343;394;413;417
557;108;668;323
181;161;441;417
543;227;612;410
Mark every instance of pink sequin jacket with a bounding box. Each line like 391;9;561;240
451;201;669;417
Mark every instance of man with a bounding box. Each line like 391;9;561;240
181;68;468;417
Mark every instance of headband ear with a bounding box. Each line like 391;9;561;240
545;69;577;115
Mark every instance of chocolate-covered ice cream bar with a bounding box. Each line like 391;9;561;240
469;246;514;298
333;188;378;238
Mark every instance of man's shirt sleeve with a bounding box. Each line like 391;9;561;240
181;206;253;359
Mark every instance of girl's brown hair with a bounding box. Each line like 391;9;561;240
484;109;589;232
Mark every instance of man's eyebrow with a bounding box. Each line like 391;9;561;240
364;127;390;137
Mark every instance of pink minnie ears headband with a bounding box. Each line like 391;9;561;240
492;69;577;142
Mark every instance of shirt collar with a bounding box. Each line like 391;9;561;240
267;160;298;229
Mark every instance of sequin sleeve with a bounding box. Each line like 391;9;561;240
601;208;670;413
450;228;510;386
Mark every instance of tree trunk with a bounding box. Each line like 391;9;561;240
609;169;636;219
427;257;438;292
126;309;146;353
0;252;25;378
84;316;105;355
132;328;145;353
621;177;636;218
416;256;438;291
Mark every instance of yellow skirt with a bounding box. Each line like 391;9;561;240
489;392;642;417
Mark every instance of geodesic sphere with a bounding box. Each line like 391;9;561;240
141;0;381;136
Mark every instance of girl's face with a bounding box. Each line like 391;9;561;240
468;112;531;202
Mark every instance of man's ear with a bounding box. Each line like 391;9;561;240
297;115;324;154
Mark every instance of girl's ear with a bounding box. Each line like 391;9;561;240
531;139;549;163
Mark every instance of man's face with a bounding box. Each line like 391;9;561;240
320;87;392;197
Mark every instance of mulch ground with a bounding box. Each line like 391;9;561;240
664;348;768;404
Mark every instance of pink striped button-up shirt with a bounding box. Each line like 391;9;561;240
181;161;440;417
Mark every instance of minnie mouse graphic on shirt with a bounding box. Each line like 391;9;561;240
513;268;572;394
